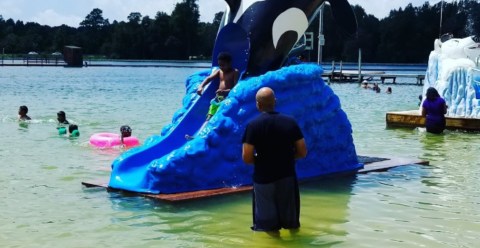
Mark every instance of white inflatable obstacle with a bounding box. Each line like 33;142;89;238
424;36;480;118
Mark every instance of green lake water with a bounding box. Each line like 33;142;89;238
0;65;479;247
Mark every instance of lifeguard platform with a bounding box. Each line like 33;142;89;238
63;46;83;67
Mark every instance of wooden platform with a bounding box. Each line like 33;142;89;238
386;110;480;131
82;156;428;202
322;70;425;85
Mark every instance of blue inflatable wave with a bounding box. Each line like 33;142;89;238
108;63;362;194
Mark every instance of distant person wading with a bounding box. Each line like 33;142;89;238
421;87;447;134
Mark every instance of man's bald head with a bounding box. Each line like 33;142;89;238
256;87;276;111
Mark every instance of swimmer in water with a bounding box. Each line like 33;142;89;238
68;124;80;137
57;111;70;135
57;111;69;125
18;105;31;121
120;125;132;144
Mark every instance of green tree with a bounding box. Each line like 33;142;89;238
128;12;142;24
441;1;467;37
469;1;480;36
318;4;352;62
377;4;419;62
0;15;5;41
149;12;172;59
79;8;111;54
340;5;381;62
51;25;77;51
80;8;109;29
195;12;222;59
1;1;478;62
170;0;200;59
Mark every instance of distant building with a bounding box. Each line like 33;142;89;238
63;46;83;67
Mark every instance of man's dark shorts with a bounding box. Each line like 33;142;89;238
251;176;300;231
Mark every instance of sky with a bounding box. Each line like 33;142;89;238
0;0;453;27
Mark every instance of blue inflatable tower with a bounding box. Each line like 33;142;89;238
108;64;362;194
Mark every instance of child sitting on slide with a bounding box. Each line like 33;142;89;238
185;52;239;139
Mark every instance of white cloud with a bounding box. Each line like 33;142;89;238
0;0;458;27
198;0;226;22
90;0;226;24
33;9;82;27
348;0;453;19
90;0;180;23
0;0;25;18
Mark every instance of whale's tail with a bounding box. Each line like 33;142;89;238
328;0;357;35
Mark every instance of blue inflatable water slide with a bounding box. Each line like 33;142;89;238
108;0;362;194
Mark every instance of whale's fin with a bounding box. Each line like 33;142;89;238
224;0;241;15
328;0;357;35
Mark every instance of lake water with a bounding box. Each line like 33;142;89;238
1;64;479;247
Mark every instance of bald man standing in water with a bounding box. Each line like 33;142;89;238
242;87;307;232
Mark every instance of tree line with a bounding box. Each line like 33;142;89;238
0;0;479;63
330;0;480;63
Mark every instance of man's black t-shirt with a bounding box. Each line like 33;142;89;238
242;111;304;184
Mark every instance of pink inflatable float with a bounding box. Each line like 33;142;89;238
89;133;140;148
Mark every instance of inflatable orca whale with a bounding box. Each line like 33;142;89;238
107;0;361;194
216;0;357;77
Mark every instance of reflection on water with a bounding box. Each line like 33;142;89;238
1;67;479;247
419;131;448;161
354;161;480;248
102;176;357;247
300;176;356;247
18;121;29;129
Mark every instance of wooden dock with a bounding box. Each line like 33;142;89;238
386;110;480;131
323;70;425;85
82;155;429;202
